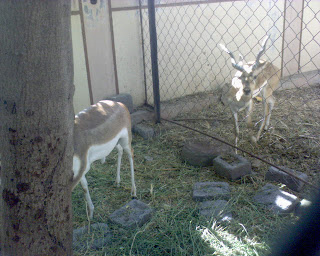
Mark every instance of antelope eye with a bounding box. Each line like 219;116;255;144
253;75;257;79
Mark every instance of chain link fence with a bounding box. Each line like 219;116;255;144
139;0;319;179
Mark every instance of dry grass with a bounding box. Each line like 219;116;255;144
168;84;320;185
72;85;320;255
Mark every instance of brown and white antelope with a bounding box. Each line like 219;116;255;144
219;36;280;149
72;100;136;219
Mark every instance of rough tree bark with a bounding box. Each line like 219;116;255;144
0;1;74;255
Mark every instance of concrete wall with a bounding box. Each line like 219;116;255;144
112;5;146;107
71;0;145;113
71;0;119;114
301;0;320;73
71;0;91;113
82;0;117;102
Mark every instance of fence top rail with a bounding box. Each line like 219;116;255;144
111;0;244;12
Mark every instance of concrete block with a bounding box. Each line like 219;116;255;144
132;124;155;140
193;182;231;201
198;200;233;222
253;184;299;214
181;140;231;167
131;110;154;126
105;93;134;113
266;166;308;192
73;223;112;250
109;199;153;229
213;153;252;181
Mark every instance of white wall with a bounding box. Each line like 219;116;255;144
71;14;91;113
301;0;320;73
112;7;146;106
82;0;117;103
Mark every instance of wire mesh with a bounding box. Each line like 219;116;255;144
139;0;320;180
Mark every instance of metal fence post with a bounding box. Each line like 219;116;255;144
148;0;161;123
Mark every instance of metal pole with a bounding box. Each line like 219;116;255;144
108;0;120;94
148;0;161;123
138;0;148;105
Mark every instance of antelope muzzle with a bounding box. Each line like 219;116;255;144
243;87;251;95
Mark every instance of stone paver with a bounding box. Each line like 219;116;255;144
73;223;112;250
193;182;231;201
132;124;155;140
253;184;299;214
109;199;153;229
106;93;134;113
266;166;308;192
198;200;233;222
181;140;230;167
131;110;154;126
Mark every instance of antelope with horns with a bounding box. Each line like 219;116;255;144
219;36;280;149
72;100;136;219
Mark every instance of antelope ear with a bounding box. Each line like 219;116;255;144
252;62;267;76
255;61;266;70
232;76;243;89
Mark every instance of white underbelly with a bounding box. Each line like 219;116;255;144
87;127;128;165
73;156;81;178
73;127;128;177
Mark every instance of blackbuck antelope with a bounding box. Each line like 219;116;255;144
72;100;136;219
219;36;280;149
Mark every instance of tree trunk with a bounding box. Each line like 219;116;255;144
0;1;74;255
